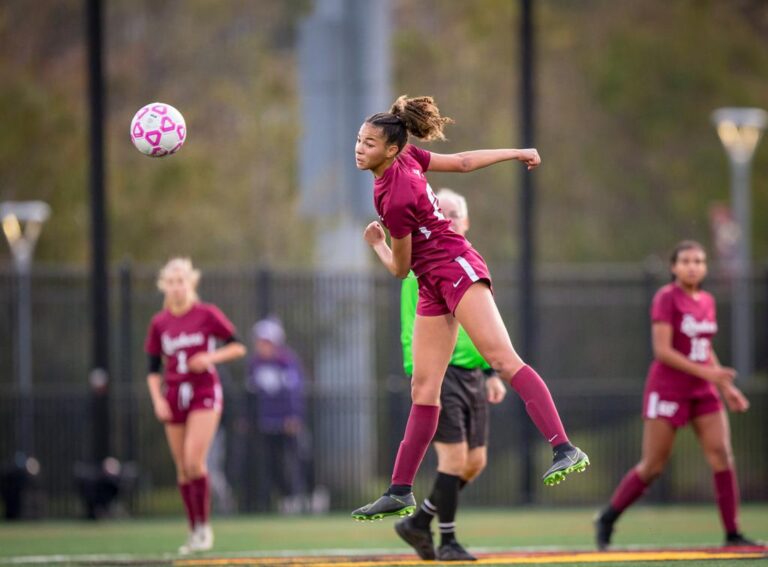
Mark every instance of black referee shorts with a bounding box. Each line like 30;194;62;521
433;365;489;448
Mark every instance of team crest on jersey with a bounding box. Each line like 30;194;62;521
162;331;205;355
680;314;717;338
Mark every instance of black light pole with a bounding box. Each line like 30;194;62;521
86;0;110;463
518;0;536;504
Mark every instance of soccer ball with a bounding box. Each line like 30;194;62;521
130;102;187;157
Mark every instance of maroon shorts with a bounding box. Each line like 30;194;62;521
416;248;493;316
163;378;223;424
642;382;722;429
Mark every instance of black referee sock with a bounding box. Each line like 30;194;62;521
430;472;461;545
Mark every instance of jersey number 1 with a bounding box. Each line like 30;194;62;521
177;351;188;373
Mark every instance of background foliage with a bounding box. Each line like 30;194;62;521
1;0;767;266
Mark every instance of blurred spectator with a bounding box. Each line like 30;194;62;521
245;317;308;514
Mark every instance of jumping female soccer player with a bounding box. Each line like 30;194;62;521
594;241;756;549
394;188;507;561
352;95;589;521
145;258;246;553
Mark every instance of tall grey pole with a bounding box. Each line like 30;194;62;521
15;258;33;457
298;0;390;502
1;201;50;461
729;160;753;381
712;107;767;382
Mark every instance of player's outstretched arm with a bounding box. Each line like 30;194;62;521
428;148;541;173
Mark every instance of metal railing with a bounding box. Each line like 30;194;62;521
0;263;766;517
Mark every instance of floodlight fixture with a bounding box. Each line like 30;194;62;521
0;201;51;269
712;107;768;164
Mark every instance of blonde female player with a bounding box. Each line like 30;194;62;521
352;95;589;521
145;258;246;553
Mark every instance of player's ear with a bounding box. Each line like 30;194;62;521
385;143;400;160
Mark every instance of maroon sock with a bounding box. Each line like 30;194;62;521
391;404;440;486
714;469;739;534
610;468;649;513
179;482;196;529
190;475;210;526
509;365;569;447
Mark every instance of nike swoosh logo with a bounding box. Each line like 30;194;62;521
452;277;464;288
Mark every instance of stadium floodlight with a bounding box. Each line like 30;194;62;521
1;201;51;269
711;108;767;382
1;201;50;462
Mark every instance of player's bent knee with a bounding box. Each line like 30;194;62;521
490;358;526;383
637;461;666;482
411;380;442;405
184;462;207;479
707;446;733;470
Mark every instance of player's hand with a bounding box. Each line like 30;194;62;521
721;384;750;413
188;352;212;373
152;397;173;422
702;365;736;387
363;221;386;246
517;148;541;171
485;375;507;404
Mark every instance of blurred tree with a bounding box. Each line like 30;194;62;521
0;0;767;266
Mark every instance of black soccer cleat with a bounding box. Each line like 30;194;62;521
543;444;590;486
724;532;759;547
436;541;477;561
594;509;616;551
394;516;436;560
351;492;416;521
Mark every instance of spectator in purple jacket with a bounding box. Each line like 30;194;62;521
245;317;307;513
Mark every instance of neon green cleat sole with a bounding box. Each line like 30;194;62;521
543;449;590;486
352;505;416;522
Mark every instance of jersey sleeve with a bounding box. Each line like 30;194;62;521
205;304;236;340
144;316;162;356
651;288;675;324
400;273;418;376
406;144;431;172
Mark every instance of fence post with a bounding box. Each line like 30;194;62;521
257;267;272;319
118;260;134;462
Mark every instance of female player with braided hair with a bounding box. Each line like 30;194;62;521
145;258;246;553
352;95;589;521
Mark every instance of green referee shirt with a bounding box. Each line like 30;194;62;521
401;272;491;376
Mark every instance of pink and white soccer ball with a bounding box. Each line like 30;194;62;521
130;102;187;157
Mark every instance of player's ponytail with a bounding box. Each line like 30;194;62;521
366;95;454;153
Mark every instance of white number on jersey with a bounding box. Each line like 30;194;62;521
177;351;188;373
689;337;710;362
425;184;445;221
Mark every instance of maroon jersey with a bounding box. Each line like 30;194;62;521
647;283;718;394
373;144;471;277
144;302;236;385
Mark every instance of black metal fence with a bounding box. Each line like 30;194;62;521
1;263;767;518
